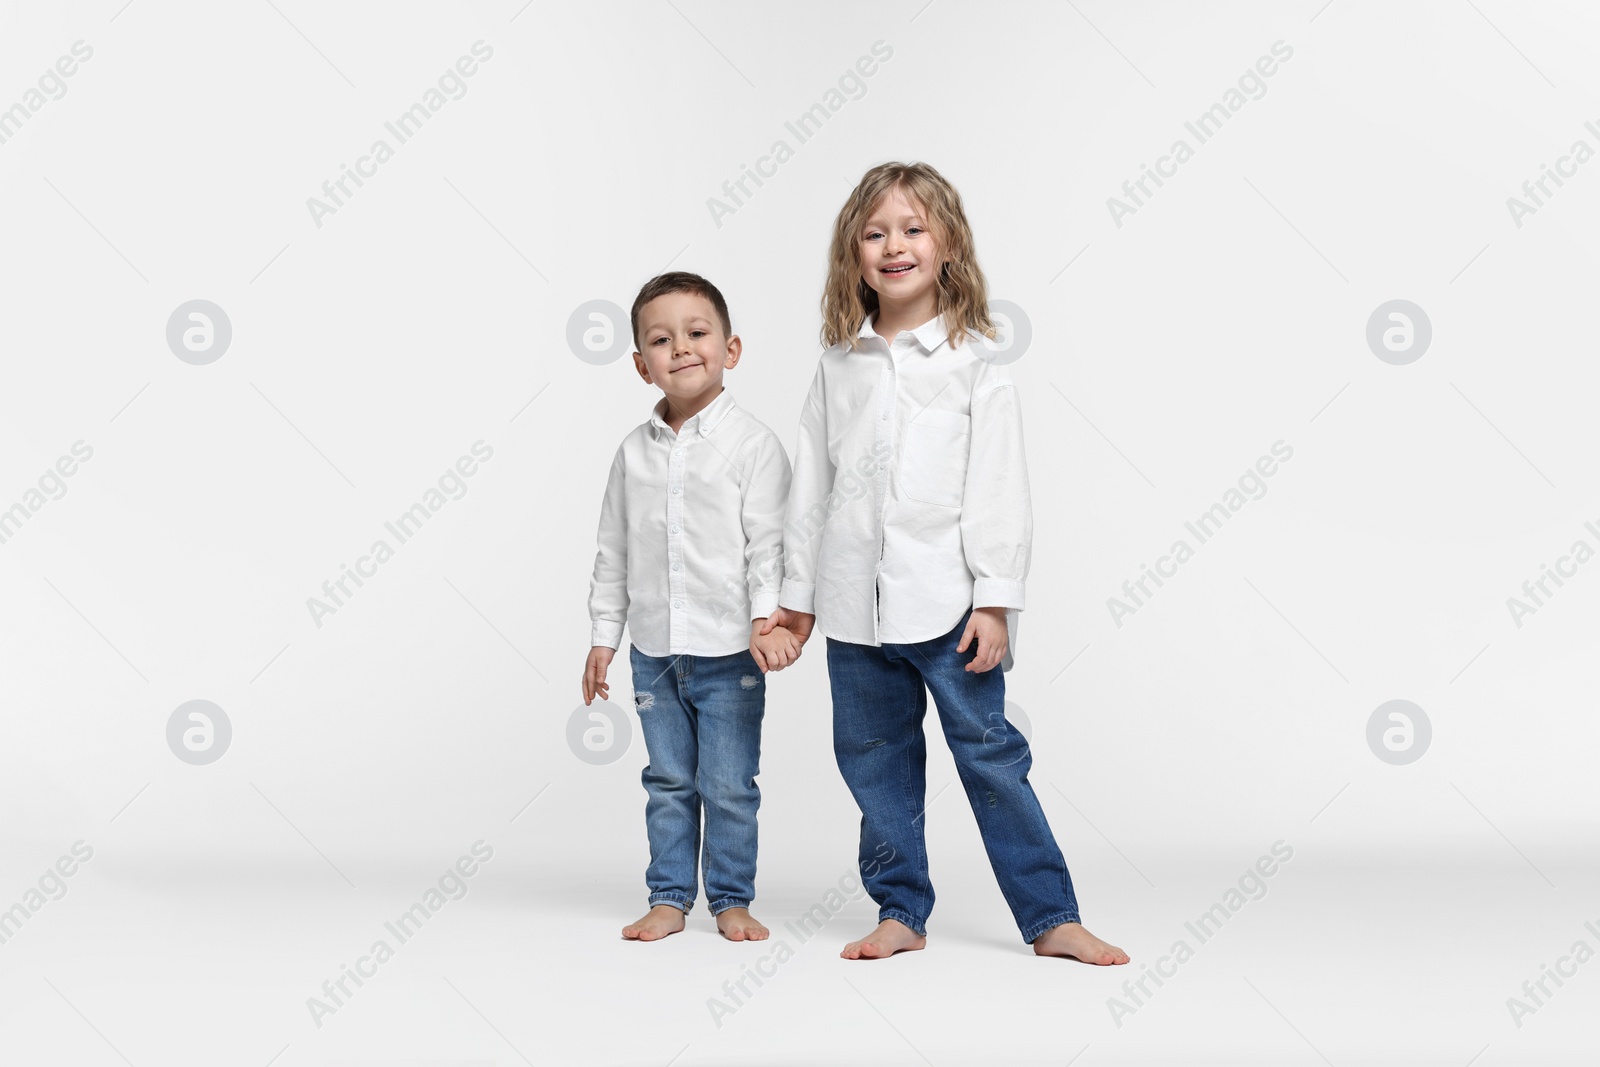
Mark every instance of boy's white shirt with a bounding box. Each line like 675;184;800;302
588;386;792;657
778;312;1031;672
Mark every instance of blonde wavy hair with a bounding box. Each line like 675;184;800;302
821;161;995;351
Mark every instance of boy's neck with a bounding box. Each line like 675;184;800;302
872;292;940;344
658;383;726;434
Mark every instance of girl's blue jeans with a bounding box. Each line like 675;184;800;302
825;610;1082;943
627;643;765;916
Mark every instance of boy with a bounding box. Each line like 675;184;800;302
583;271;802;942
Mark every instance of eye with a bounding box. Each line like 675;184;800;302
907;226;924;236
690;330;706;338
864;230;882;241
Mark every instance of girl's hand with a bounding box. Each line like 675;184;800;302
583;645;616;704
759;608;815;645
956;607;1009;673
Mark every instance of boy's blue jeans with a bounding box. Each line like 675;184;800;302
825;611;1082;943
627;644;765;916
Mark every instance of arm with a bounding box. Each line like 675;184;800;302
741;433;800;670
773;361;833;629
588;443;631;647
741;431;792;623
584;444;628;702
961;377;1031;612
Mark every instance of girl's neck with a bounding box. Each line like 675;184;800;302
872;293;939;343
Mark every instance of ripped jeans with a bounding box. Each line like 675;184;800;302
825;611;1082;943
627;644;766;916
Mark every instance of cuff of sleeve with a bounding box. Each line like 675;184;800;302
591;620;624;649
972;578;1024;612
749;590;779;622
778;578;815;615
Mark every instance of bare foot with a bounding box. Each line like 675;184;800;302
1032;921;1129;964
622;904;686;941
715;907;770;941
840;918;926;960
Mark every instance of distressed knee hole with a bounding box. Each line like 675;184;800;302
635;692;655;710
739;674;760;690
864;738;886;748
987;790;997;807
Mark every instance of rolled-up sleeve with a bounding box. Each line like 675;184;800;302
778;361;834;615
587;443;630;649
961;379;1031;612
741;431;792;620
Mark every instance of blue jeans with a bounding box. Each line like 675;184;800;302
627;644;765;916
825;611;1081;943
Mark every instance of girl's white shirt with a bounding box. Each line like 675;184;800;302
779;313;1030;671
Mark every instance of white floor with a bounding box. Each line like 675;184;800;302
3;842;1596;1066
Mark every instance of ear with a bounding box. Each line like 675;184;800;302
632;351;652;383
723;334;743;369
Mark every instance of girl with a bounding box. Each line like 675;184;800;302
762;161;1127;964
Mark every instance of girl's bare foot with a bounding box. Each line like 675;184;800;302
622;904;685;941
715;907;770;941
1032;921;1129;964
840;918;926;960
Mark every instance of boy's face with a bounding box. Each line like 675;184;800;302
858;186;944;308
632;291;741;408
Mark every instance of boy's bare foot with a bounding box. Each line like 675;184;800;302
715;907;770;941
840;918;926;960
622;904;685;941
1032;921;1129;964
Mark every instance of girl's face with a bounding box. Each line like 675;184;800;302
858;186;943;311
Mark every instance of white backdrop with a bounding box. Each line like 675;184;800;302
2;1;1598;1064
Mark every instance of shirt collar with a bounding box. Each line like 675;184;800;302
857;312;950;355
649;386;737;438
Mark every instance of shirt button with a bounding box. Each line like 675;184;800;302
672;486;681;495
671;562;680;571
670;524;680;533
672;599;683;609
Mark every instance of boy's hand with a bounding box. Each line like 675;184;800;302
750;619;802;673
758;608;815;646
957;607;1009;673
583;645;616;704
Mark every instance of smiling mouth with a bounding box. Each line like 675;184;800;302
881;264;915;276
670;362;704;373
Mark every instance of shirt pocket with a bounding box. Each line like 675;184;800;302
898;407;970;508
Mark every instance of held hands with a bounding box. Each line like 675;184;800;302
752;607;812;675
957;606;1009;673
758;608;815;645
582;645;616;705
750;618;803;673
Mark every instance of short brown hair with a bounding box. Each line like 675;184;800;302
630;271;733;351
